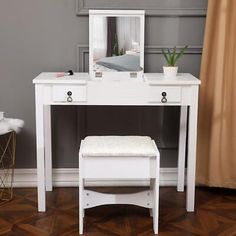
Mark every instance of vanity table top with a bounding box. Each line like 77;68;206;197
33;72;200;85
145;73;201;85
33;72;89;84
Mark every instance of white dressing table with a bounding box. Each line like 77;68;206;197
33;9;200;214
33;72;200;212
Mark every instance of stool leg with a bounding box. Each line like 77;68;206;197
79;178;84;234
149;180;153;217
151;159;160;234
153;178;159;234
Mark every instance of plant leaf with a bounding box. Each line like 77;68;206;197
167;48;172;66
171;47;177;66
162;49;171;65
162;46;188;66
174;45;188;64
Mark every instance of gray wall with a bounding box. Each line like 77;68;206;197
0;0;207;168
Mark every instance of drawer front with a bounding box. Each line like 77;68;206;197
52;85;86;102
148;86;182;103
82;157;156;179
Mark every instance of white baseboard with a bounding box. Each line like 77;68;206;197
8;168;180;188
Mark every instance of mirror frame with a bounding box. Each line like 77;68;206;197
89;10;145;80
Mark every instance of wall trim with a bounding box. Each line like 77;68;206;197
76;44;203;72
76;44;89;72
9;168;182;188
76;0;207;17
145;45;203;54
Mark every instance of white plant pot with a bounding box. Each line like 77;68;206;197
163;66;178;78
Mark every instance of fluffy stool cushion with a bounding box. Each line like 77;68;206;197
81;136;157;157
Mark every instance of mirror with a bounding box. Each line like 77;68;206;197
89;10;145;79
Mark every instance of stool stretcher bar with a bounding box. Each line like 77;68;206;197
83;189;154;209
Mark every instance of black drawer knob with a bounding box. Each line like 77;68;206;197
162;92;166;97
161;92;167;103
67;91;73;102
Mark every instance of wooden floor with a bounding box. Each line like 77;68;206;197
0;187;236;236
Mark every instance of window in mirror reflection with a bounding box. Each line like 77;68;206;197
92;16;141;72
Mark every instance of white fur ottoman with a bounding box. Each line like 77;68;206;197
79;136;160;234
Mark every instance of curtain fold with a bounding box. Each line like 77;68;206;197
196;0;236;188
93;16;107;60
106;17;117;57
117;17;140;52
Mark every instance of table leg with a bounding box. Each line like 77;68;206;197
44;105;52;191
186;86;199;212
35;85;46;212
177;106;187;192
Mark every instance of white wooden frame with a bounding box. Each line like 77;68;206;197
89;10;145;80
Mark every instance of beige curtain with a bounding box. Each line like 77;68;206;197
196;0;236;188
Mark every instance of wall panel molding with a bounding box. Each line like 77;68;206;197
145;45;203;54
76;44;202;72
76;0;207;16
76;44;89;72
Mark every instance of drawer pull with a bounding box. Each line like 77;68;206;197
161;92;167;103
67;91;73;102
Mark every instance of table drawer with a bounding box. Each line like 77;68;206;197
52;85;87;102
148;86;182;103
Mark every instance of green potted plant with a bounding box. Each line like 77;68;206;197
162;46;188;78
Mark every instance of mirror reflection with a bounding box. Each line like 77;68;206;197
92;16;141;72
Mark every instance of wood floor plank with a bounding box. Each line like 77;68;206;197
0;187;236;236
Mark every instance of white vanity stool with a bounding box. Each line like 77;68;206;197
79;136;160;234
